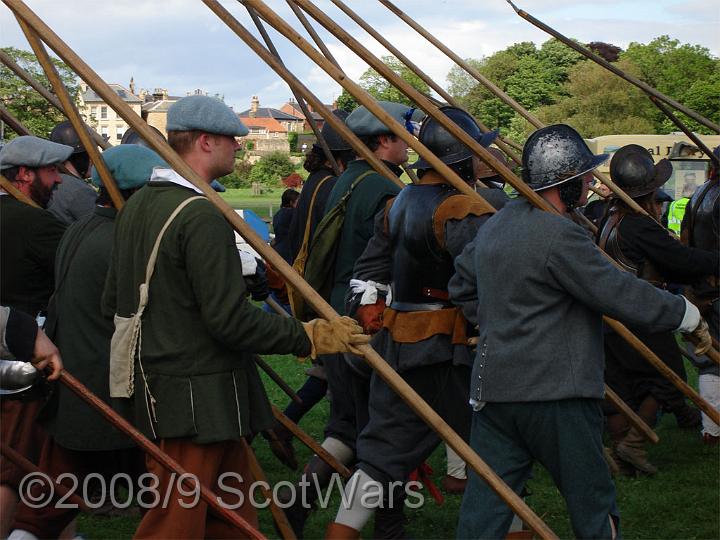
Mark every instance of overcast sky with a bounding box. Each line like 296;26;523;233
2;0;718;113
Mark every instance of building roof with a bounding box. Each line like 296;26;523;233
242;116;288;132
237;107;302;121
282;101;332;121
82;84;142;103
142;100;174;113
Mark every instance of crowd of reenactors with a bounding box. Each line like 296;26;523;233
0;93;717;540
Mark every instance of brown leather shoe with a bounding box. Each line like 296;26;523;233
441;474;467;494
325;522;360;539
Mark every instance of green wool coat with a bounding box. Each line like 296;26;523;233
44;207;134;451
0;196;66;316
323;159;402;314
102;182;311;444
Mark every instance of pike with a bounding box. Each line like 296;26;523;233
266;0;720;424
271;405;352;477
505;0;720;135
0;48;110;149
243;5;341;177
16;17;124;209
376;0;662;217
323;0;523;163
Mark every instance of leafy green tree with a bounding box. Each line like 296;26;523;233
248;151;295;186
336;89;359;112
534;59;655;138
336;56;432;112
0;47;79;139
288;131;299;152
453;39;585;133
621;36;719;134
445;59;483;103
358;55;430;106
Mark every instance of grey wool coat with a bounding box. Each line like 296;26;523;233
448;198;687;404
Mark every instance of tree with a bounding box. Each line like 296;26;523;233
358;55;430;106
452;39;585;133
534;59;656;138
336;89;359;112
445;59;483;102
621;36;719;134
248;151;295;186
0;47;79;139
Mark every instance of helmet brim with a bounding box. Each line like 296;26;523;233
408;129;500;170
531;153;609;192
618;158;673;198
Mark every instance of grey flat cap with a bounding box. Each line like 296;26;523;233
346;100;412;137
166;95;249;137
0;136;73;170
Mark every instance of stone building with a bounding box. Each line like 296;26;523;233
78;81;142;145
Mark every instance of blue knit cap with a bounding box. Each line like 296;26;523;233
91;144;167;189
166;95;249;137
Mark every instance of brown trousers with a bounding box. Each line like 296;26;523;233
134;438;259;539
0;399;46;489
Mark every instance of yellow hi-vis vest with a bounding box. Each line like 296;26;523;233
668;197;689;234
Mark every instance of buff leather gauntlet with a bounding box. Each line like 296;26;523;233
302;316;371;358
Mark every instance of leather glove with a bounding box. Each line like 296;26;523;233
691;318;712;356
244;259;269;301
302;316;371;358
356;298;386;335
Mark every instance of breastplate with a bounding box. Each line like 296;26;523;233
387;184;457;310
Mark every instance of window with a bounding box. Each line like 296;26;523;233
100;126;108;136
90;106;97;119
100;106;107;120
116;128;125;140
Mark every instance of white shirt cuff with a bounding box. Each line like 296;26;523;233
677;296;700;333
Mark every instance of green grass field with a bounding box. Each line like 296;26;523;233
75;355;719;539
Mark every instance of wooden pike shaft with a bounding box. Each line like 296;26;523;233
244;5;341;177
284;0;340;67
604;388;659;444
505;0;720;134
242;439;297;540
0;48;109;149
16;17;124;209
0;443;91;511
0;103;32;136
54;372;265;538
0;172;39;207
649;97;720;166
243;0;719;430
376;0;653;217
255;355;303;404
324;0;522;164
271;405;352;477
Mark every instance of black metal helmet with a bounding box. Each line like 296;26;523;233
522;124;608;191
409;106;498;170
316;109;351;151
49;120;90;154
120;125;165;147
609;144;672;198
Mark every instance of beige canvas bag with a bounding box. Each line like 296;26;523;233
109;196;204;399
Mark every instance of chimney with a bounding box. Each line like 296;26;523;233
129;76;135;95
250;95;259;118
153;88;165;101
